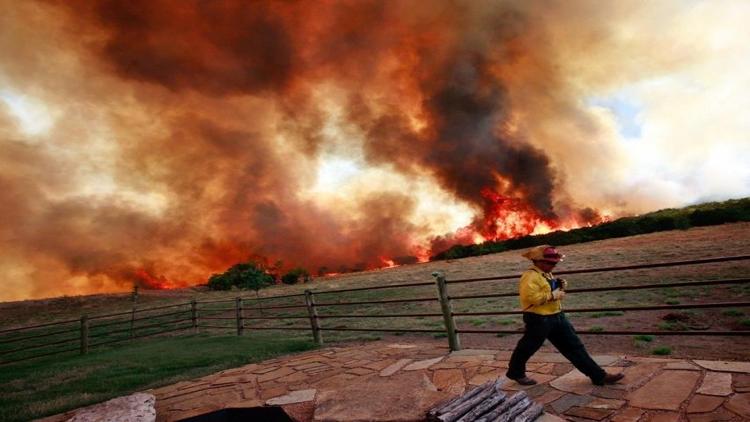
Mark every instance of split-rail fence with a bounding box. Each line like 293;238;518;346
1;254;749;365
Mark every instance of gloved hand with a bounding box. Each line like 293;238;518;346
558;278;568;290
551;289;565;301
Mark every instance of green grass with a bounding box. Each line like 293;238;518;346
633;335;654;342
664;299;680;305
652;346;672;355
741;319;750;327
589;326;604;332
0;333;315;422
470;318;488;327
723;309;745;317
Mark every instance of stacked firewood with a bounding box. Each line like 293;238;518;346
426;379;543;422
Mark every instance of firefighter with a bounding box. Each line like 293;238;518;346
505;245;625;386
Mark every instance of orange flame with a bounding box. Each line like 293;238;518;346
474;188;559;242
379;257;398;268
134;269;179;290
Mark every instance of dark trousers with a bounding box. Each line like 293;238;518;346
507;312;606;383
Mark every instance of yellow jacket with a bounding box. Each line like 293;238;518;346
519;266;562;315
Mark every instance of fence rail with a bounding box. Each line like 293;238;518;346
2;254;749;365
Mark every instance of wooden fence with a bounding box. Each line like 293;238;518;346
1;254;749;365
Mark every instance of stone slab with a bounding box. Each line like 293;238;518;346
536;413;567;422
449;349;497;356
627;370;700;410
278;371;310;383
649;412;680;422
68;393;155;422
386;343;417;349
619;362;663;391
696;371;733;396
313;371;449;422
534;388;566;404
611;407;644;422
564;406;613;421
550;393;593;414
590;386;627;399
481;360;509;369
403;356;443;371
346;368;375;376
363;360;396;371
432;369;465;394
258;367;296;382
260;386;288;400
468;369;507;386
549;369;594;395
266;389;317;405
529;352;570;363
694;360;750;373
379;359;412;377
734;373;750;392
665;361;699;370
687;407;737;422
686;394;724;413
252;365;281;374
592;355;621;366
725;392;750;418
586;397;625;410
503;373;555;389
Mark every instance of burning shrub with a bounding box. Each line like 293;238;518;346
281;267;310;285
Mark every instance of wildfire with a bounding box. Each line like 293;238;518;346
134;269;179;290
379;257;398;268
474;188;559;242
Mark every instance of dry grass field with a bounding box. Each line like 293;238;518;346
2;222;749;361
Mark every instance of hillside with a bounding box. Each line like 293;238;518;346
2;222;749;362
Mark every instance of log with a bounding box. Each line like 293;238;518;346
493;397;531;422
455;392;506;422
428;381;490;419
473;391;527;422
514;403;544;422
438;379;503;422
428;395;465;420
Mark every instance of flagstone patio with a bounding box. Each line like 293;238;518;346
42;338;750;421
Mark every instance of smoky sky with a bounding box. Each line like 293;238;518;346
9;0;740;301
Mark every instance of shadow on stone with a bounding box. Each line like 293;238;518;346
176;406;294;422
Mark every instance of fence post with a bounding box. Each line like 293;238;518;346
236;297;244;336
432;271;461;351
130;285;138;338
191;299;198;333
304;290;323;346
80;315;89;355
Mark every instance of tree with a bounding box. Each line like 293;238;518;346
281;267;310;285
207;261;273;294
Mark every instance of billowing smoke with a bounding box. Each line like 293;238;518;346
1;0;748;301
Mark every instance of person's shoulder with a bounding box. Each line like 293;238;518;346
520;267;542;279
